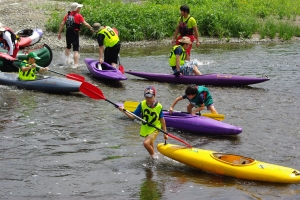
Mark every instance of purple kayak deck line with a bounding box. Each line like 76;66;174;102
84;58;127;81
125;71;269;86
117;103;242;135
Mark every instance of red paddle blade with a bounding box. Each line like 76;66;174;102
0;52;16;60
79;82;106;100
119;65;124;74
167;133;192;148
66;73;85;82
112;27;119;36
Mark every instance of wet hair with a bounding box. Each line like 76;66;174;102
180;5;190;14
185;84;198;95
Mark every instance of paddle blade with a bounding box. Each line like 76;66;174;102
119;64;124;74
66;73;85;82
167;133;192;148
79;82;106;100
0;52;16;60
201;113;225;121
112;27;119;36
124;101;139;112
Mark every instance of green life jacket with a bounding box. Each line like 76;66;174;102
189;86;213;107
97;26;119;47
169;45;186;67
140;100;163;137
18;60;37;81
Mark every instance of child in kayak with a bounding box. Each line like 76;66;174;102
118;86;168;160
18;52;49;81
169;84;218;115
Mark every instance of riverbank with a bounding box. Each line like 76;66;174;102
1;0;300;52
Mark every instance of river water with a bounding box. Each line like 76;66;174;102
0;42;299;199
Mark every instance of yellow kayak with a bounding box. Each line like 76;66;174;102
157;143;300;183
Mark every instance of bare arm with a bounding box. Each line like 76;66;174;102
193;25;200;47
191;103;205;115
82;20;94;33
175;54;181;71
118;106;135;120
58;20;65;40
169;96;184;113
98;46;104;63
172;24;180;45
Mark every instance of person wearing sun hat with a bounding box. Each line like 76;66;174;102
118;86;168;160
57;2;94;68
0;22;20;72
92;22;121;68
18;52;49;81
169;36;201;76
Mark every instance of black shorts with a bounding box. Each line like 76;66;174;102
66;29;80;51
104;42;121;64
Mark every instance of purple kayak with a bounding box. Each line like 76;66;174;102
84;58;127;81
163;112;242;135
125;71;269;86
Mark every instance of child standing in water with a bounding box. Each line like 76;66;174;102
118;86;168;159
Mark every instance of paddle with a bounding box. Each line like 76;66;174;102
124;101;225;121
79;81;192;148
118;54;125;74
0;53;85;82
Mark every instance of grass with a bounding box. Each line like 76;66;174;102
45;0;300;41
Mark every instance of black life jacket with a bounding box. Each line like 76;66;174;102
179;16;193;36
65;11;81;30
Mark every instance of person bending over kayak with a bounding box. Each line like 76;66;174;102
118;86;168;160
169;36;201;76
19;52;49;81
169;84;218;115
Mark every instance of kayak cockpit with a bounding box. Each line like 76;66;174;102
212;153;256;165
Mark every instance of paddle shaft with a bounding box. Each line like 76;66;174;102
79;81;192;148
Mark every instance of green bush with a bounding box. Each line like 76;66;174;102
46;0;300;41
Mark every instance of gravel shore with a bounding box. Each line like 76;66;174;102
1;0;300;52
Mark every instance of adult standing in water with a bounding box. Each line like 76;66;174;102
171;5;200;56
57;2;94;68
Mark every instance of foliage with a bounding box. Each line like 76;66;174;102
46;0;300;41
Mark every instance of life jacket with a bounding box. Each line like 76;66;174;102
140;100;163;137
18;60;37;81
189;86;214;107
179;16;193;36
169;45;186;67
0;27;20;48
97;26;119;47
65;11;81;30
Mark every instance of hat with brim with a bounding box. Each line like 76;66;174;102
178;36;192;44
144;86;156;98
71;2;83;12
92;23;105;32
0;23;5;31
27;52;41;60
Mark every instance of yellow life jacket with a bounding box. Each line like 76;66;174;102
18;60;37;81
169;45;186;67
140;100;163;137
97;26;119;47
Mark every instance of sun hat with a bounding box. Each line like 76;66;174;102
178;36;192;44
92;23;105;32
0;23;5;32
27;52;41;60
70;2;83;12
144;86;156;98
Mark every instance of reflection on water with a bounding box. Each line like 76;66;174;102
0;42;300;199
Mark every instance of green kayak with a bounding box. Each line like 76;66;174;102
0;44;53;72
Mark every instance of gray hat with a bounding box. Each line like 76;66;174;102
70;2;83;12
92;23;104;32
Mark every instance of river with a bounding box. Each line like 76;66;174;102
0;42;299;199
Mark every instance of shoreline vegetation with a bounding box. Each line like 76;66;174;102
46;0;300;43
